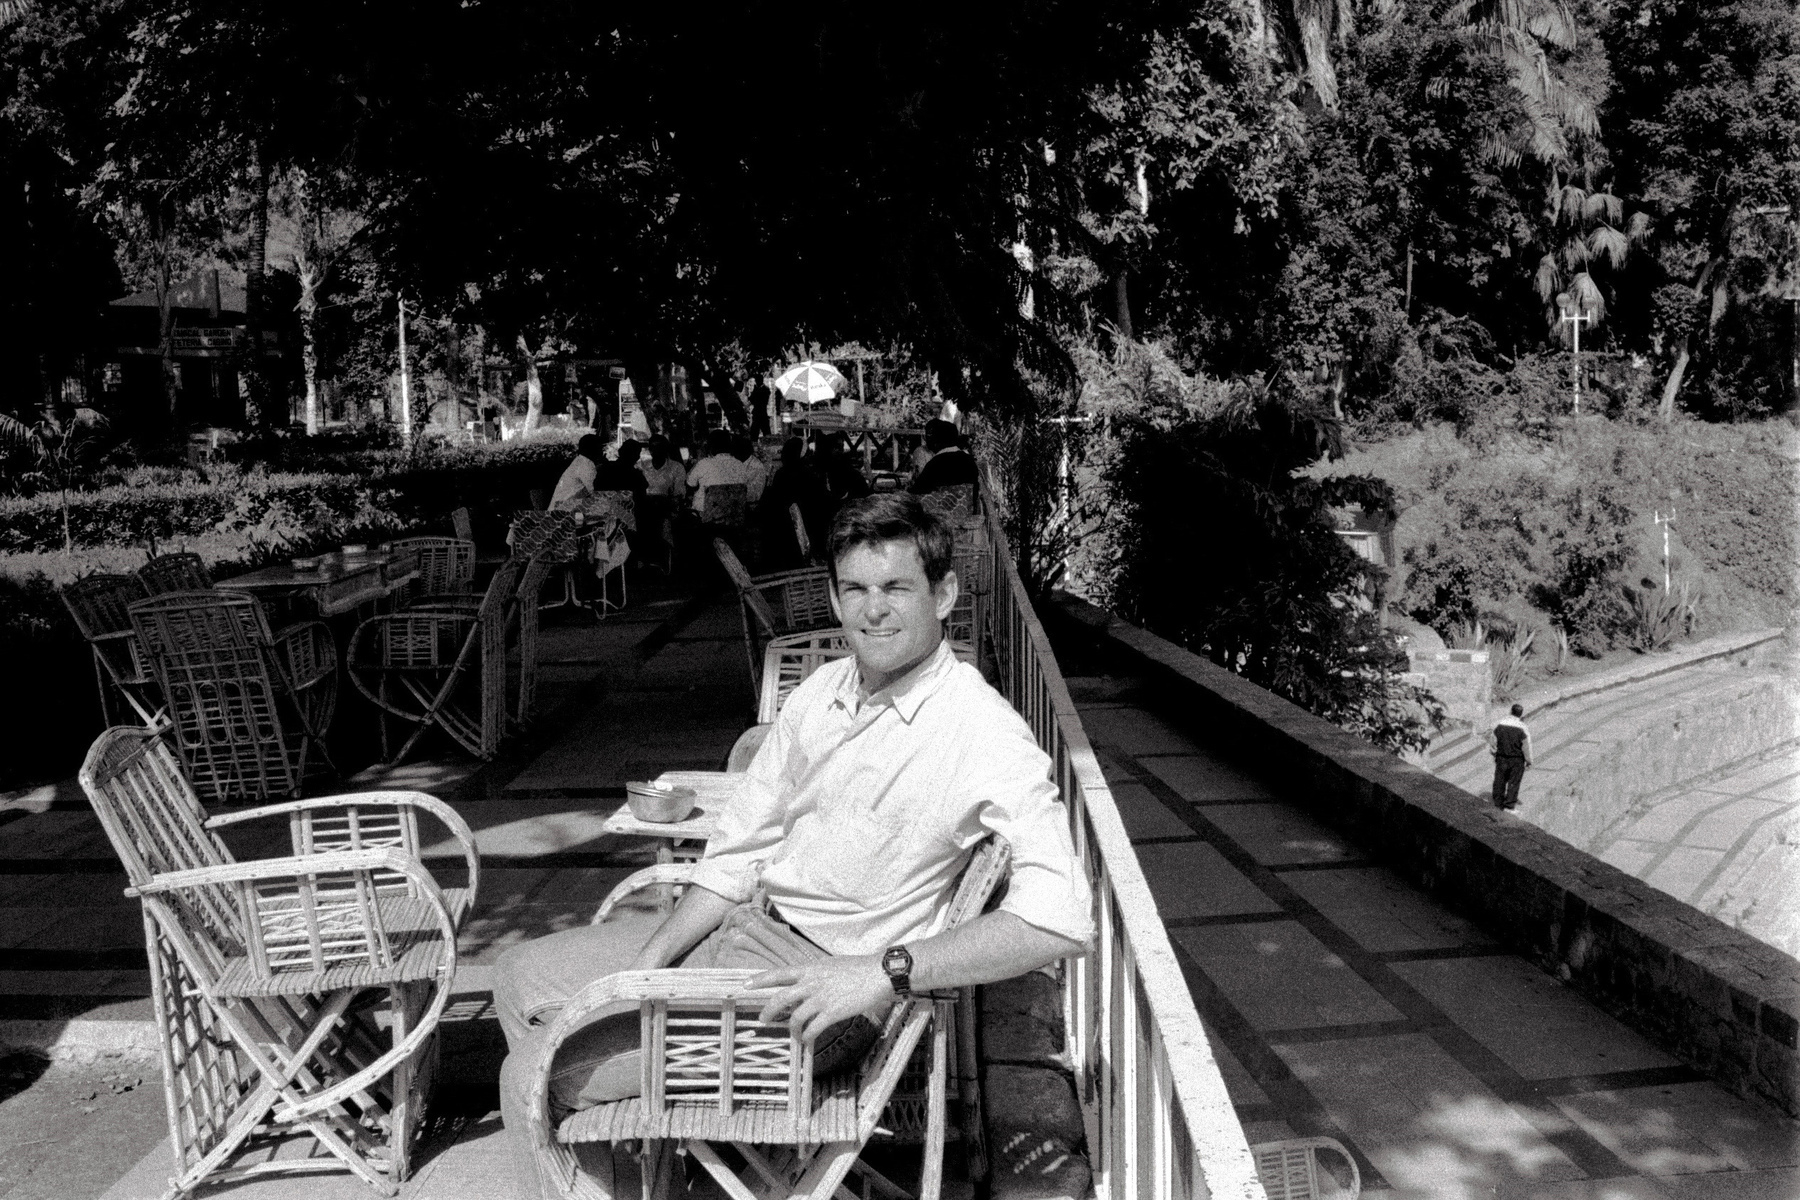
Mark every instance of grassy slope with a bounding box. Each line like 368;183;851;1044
1317;415;1798;650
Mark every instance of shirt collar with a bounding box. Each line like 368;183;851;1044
833;637;956;723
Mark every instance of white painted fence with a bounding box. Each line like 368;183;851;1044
976;508;1266;1200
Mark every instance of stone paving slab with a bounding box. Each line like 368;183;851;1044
1132;842;1283;921
1198;803;1364;867
1280;867;1493;955
1136;753;1280;802
1389;956;1681;1082
1174;921;1407;1033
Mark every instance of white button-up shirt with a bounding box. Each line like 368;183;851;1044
688;639;1095;956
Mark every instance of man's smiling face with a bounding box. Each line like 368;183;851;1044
829;539;958;695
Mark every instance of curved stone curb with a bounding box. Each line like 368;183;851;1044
1515;627;1786;719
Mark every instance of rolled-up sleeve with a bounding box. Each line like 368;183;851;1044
687;713;793;903
968;706;1096;950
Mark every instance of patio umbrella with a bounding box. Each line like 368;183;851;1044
772;361;847;404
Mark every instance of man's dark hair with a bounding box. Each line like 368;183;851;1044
730;434;753;461
577;433;604;460
924;418;960;452
616;438;642;465
780;437;805;466
705;429;732;457
1510;702;1525;718
827;494;954;585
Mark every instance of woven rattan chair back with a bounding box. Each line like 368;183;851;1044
919;484;975;518
452;506;476;543
128;590;305;803
715;538;838;703
758;629;851;723
509;510;579;725
389;536;476;601
1251;1137;1362;1199
133;552;212;596
62;574;161;724
699;481;748;527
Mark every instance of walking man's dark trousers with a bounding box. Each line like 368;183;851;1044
1492;754;1526;810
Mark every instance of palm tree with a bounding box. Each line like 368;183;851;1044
1;406;109;554
1533;183;1650;339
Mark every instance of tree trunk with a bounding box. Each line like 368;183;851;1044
1658;334;1690;422
156;249;180;424
1112;270;1133;339
518;335;544;432
299;267;322;435
243;137;274;426
682;354;748;431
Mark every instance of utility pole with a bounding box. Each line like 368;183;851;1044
1654;507;1676;593
1555;291;1593;414
397;294;412;445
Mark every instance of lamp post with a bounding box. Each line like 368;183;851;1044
1555;290;1593;415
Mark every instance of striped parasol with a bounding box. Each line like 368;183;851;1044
772;361;848;404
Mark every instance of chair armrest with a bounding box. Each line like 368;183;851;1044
752;568;830;588
590;864;698;925
205;791;480;918
653;770;748;800
128;846;414;897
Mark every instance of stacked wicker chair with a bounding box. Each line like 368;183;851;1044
128;589;337;803
78;724;477;1196
61;573;162;726
530;838;1012;1200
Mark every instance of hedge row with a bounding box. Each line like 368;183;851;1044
0;440;576;554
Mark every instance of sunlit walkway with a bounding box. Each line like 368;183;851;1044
1068;673;1800;1199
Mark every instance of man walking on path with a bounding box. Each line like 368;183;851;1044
1490;702;1534;810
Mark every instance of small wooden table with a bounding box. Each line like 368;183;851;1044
220;547;421;618
601;772;744;911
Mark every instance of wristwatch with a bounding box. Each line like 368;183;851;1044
881;945;914;998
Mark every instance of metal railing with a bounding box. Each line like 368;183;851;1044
976;506;1266;1200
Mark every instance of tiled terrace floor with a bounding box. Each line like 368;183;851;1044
1069;675;1800;1199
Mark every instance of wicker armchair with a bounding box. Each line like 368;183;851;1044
388;536;477;607
1252;1137;1362;1199
78;724;477;1196
128;590;335;803
61;573;161;726
713;538;835;701
133;552;213;596
530;837;1012;1200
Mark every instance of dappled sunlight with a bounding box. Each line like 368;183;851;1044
1373;1092;1584;1197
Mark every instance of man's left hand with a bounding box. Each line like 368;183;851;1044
749;956;890;1045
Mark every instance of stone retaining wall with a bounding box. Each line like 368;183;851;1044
1527;670;1798;854
1048;592;1800;1119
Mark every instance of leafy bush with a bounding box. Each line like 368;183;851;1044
1072;338;1445;755
1624;579;1698;651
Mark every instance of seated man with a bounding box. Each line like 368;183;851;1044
548;433;605;512
908;418;979;495
686;428;746;515
495;493;1094;1200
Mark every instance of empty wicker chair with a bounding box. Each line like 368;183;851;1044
133;551;212;596
713;538;835;700
348;557;526;765
127;590;333;803
61;573;161;726
78;724;478;1195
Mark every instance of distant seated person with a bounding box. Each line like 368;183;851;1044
909;418;978;495
548;434;606;512
638;435;687;499
730;433;767;505
686;429;745;514
595;438;649;505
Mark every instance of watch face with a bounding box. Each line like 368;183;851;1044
883;947;912;975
